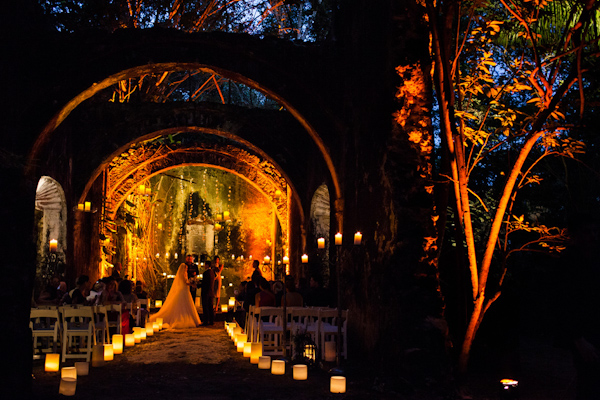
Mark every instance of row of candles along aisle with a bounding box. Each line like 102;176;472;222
43;318;165;396
225;322;346;394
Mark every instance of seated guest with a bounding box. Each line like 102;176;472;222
284;279;304;307
305;274;330;307
118;279;138;333
255;277;276;307
37;276;61;305
95;278;125;305
61;275;91;305
87;280;105;303
134;280;148;299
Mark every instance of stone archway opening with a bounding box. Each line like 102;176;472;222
34;176;68;299
82;128;298;303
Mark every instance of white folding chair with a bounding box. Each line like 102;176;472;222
30;308;61;358
256;307;284;356
93;305;110;344
61;306;96;362
319;308;349;360
106;303;122;336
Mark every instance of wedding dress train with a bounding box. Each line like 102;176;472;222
149;263;201;329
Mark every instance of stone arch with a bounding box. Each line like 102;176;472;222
28;59;343;220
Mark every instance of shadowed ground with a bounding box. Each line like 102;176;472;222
31;321;576;399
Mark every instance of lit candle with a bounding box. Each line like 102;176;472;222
215;223;222;231
84;202;91;212
271;359;285;375
140;328;146;340
221;304;228;313
264;256;270;264
58;377;77;396
157;223;162;230
49;239;58;253
228;297;235;307
112;334;123;354
125;334;135;347
317;237;325;249
74;362;89;376
250;342;262;364
145;322;154;336
139;184;145;194
145;187;151;195
224;211;230;220
156;317;163;329
283;256;289;264
258;355;271;370
243;342;252;358
155;300;162;308
236;334;247;350
45;353;60;372
249;255;253;260
133;328;142;343
335;232;342;246
174;253;178;259
275;189;282;198
77;203;84;211
293;364;308;380
61;366;77;380
354;232;362;245
330;376;346;393
153;322;159;332
103;344;114;361
301;254;308;264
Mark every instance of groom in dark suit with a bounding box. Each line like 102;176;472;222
200;260;215;326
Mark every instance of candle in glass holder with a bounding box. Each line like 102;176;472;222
330;376;346;393
156;317;163;329
45;353;60;372
271;360;285;375
125;333;135;347
145;322;154;336
155;300;162;308
84;202;91;212
293;364;308;380
258;356;271;369
112;334;123;354
153;322;159;332
103;344;114;361
77;203;84;211
224;211;230;220
243;342;252;358
250;342;262;364
221;304;228;313
236;334;247;352
61;366;77;380
133;328;142;343
317;237;325;249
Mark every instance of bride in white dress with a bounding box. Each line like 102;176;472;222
149;263;201;329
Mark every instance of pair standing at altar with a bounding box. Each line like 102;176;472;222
149;257;203;329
